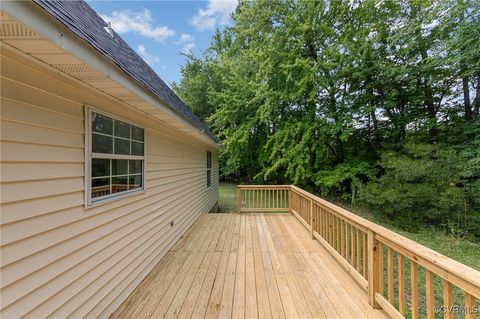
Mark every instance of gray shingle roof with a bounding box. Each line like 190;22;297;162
33;0;219;143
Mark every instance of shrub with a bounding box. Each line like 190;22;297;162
359;143;477;238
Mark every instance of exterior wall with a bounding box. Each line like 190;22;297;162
0;46;219;318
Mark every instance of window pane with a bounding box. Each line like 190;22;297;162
112;159;128;176
92;113;113;135
92;133;113;154
92;178;110;198
90;111;145;202
114;138;130;155
114;120;130;138
131;141;144;156
131;126;144;141
207;151;212;169
129;174;142;190
92;158;110;177
112;176;128;194
129;160;142;174
207;170;211;188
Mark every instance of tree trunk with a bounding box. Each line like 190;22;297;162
458;0;473;120
463;76;472;120
413;3;437;142
370;110;380;142
421;64;437;142
334;133;345;163
474;75;480;118
367;83;381;146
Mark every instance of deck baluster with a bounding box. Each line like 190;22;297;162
410;260;419;319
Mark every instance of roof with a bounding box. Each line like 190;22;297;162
33;0;219;144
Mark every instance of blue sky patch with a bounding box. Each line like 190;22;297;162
88;0;236;86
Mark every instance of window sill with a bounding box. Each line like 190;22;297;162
85;188;146;209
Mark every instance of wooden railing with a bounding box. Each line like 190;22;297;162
236;185;290;212
237;185;480;318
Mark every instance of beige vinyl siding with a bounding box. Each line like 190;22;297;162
0;46;219;318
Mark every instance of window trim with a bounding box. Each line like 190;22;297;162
84;105;146;207
206;150;212;189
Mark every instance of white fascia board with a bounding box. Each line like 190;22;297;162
1;1;220;148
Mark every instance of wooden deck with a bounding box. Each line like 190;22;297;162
111;213;389;318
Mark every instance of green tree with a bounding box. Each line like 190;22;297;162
174;0;480;238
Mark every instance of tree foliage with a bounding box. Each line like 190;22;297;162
174;0;480;239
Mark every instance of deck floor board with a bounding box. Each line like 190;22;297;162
110;213;389;319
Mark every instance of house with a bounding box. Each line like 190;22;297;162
2;2;480;319
0;1;220;317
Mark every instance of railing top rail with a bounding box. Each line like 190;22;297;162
289;185;480;298
237;185;291;189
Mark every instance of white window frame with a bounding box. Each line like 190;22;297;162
85;105;146;207
206;150;212;189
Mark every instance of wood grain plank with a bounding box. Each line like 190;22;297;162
279;213;381;319
426;270;435;319
245;251;258;318
398;254;405;315
205;216;237;318
176;217;227;318
357;229;361;272
187;252;222;319
259;214;299;318
465;292;476;319
443;279;453;319
150;217;221;318
387;247;394;304
274;216;337;319
255;215;283;318
363;232;368;278
218;252;238;319
113;213;391;319
249;215;272;318
232;215;246;319
410;260;419;319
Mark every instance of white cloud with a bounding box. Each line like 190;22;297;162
136;44;164;68
176;33;194;44
190;0;237;31
101;9;175;42
181;42;195;54
175;33;195;54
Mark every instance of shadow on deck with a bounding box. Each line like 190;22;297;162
111;213;389;318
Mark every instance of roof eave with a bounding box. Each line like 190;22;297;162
2;0;220;147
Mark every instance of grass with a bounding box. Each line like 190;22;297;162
218;182;479;317
218;182;238;213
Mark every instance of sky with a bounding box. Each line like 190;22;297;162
87;0;237;87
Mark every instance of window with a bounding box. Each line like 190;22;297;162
86;108;145;205
206;151;212;188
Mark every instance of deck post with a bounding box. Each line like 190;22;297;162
367;230;381;308
288;186;292;214
236;187;241;214
310;199;314;239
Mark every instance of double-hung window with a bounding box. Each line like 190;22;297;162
86;108;145;205
206;151;212;188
